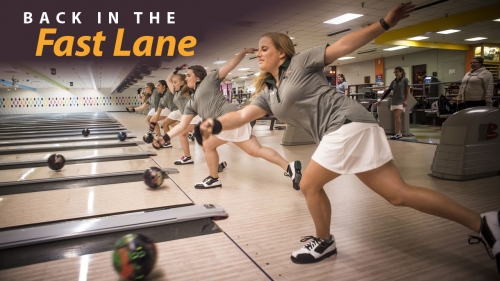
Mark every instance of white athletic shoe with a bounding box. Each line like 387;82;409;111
469;211;500;276
291;235;337;264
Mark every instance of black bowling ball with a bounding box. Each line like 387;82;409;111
142;167;165;189
117;132;127;141
47;154;66;171
143;132;154;144
82;128;90;137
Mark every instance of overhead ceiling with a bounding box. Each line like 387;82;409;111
1;0;499;91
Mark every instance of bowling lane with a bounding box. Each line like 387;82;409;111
0;139;136;151
0;233;268;281
0;135;136;146
0;146;145;162
0;180;192;229
0;158;161;183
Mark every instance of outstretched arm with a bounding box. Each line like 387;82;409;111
218;48;258;79
324;2;414;65
153;114;195;147
199;105;267;139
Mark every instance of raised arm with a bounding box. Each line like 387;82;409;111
218;48;258;79
324;2;414;65
166;64;187;93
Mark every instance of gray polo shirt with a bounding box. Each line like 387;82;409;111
158;88;178;111
184;70;238;119
337;81;348;94
251;44;376;143
173;90;190;114
145;89;161;111
388;77;409;106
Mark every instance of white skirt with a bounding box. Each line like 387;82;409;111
148;108;170;117
167;110;182;121
190;115;203;125
216;123;252;143
311;122;393;174
390;104;406;112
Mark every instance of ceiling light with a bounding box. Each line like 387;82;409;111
228;73;232;75
465;37;487;41
238;68;250;71
436;29;460;34
213;60;227;64
327;27;352;37
239;76;248;79
338;57;355;60
383;46;409;51
324;13;363;25
254;72;261;76
408;36;429;40
290;37;295;40
357;48;377;54
204;67;208;69
494;18;500;22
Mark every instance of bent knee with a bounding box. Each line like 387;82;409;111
386;196;405;206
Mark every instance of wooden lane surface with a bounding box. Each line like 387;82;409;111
0;158;160;183
111;112;500;280
0;179;191;229
0;233;269;281
166;138;500;280
0;147;144;162
0;139;137;151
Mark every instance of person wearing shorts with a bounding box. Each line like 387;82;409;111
378;66;411;140
162;66;202;165
196;3;500;273
126;83;160;129
153;53;302;190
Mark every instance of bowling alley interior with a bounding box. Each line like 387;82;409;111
1;0;500;280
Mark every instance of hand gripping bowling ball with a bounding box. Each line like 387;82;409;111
112;233;157;281
82;128;90;137
143;167;165;189
117;132;127;141
47;154;66;171
143;132;154;144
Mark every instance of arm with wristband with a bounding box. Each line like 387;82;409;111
152;114;195;149
324;2;414;65
195;105;268;145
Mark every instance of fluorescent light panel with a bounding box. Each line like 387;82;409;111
465;37;487;41
436;29;460;34
324;13;363;25
213;61;227;64
383;46;409;51
493;18;500;22
338;57;355;60
357;48;377;54
408;36;429;40
238;68;250;71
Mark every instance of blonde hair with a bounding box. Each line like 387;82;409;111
173;74;190;98
254;32;296;96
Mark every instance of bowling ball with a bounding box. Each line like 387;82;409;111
112;233;157;281
82;128;90;137
117;132;127;141
47;154;66;171
143;132;154;144
143;167;165;189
